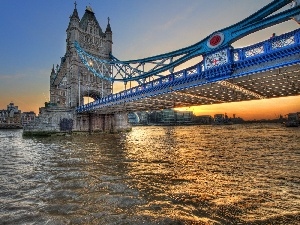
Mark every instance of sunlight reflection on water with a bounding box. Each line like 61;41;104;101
0;124;299;224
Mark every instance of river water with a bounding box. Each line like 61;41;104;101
0;124;299;225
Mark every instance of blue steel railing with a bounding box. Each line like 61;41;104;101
77;28;300;113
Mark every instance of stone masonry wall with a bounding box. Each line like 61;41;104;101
24;107;131;136
23;107;74;136
74;112;131;133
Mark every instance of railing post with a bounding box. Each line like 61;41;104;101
227;47;234;64
263;40;271;54
170;73;174;82
295;29;300;44
238;48;245;61
196;64;201;75
183;70;187;78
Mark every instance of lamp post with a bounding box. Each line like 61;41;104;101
88;85;90;104
101;81;103;98
88;60;93;102
78;68;81;107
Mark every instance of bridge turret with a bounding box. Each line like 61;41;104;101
105;17;113;56
49;3;114;109
67;2;80;47
50;64;56;84
49;65;57;104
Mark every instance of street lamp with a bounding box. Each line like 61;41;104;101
78;68;81;107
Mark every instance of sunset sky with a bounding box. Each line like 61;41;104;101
0;0;299;120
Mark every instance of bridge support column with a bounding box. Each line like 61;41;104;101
75;111;131;133
112;111;132;133
88;113;92;134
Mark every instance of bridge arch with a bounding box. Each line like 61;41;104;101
80;88;100;105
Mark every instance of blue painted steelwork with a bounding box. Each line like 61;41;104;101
76;28;300;113
75;0;300;84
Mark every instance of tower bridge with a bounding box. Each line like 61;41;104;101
76;28;300;114
23;0;300;135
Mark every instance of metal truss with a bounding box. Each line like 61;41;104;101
171;90;225;103
77;26;300;113
75;0;300;84
216;80;265;99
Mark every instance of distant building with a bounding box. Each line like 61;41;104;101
0;103;22;128
0;110;8;123
213;114;226;124
212;113;244;124
148;111;162;123
129;110;246;125
129;109;193;125
138;112;149;124
174;110;193;123
193;115;213;124
161;109;176;124
21;111;36;126
285;112;300;127
128;112;149;125
128;112;140;124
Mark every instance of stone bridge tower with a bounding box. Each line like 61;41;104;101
50;3;112;108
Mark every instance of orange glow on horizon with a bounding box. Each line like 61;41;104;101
0;95;298;121
1;89;298;121
176;95;300;120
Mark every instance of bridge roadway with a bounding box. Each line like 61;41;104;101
77;28;300;114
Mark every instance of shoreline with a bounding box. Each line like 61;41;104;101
0;124;23;129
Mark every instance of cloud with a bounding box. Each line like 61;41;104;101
0;73;26;79
147;5;196;38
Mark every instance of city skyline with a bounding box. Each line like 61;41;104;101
0;0;299;120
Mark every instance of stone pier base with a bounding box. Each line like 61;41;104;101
74;111;132;133
23;106;74;136
23;106;131;136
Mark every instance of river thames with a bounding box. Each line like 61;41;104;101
0;124;299;224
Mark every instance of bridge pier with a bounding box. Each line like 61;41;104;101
74;111;132;134
23;106;131;136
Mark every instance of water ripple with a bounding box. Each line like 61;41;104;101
0;124;299;224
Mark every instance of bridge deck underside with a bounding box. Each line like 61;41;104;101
90;64;300;114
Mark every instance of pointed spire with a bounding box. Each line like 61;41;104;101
86;5;94;13
70;1;79;20
105;17;112;33
51;64;55;74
